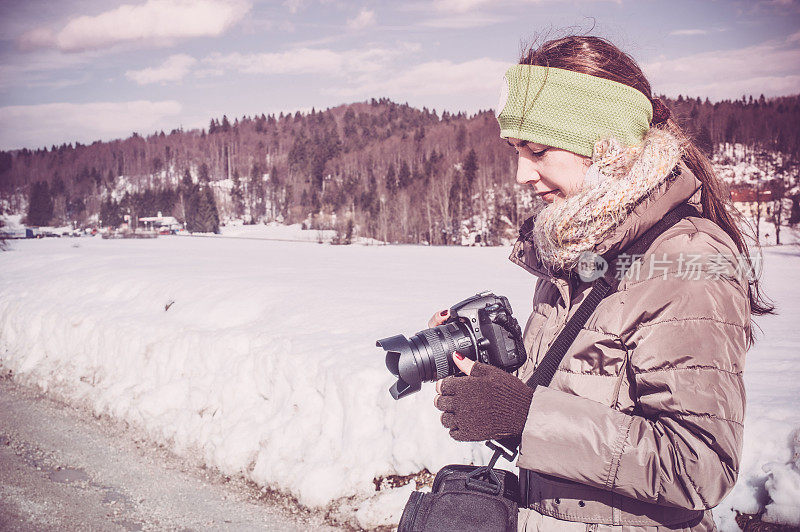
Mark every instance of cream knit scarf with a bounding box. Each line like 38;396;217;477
531;127;684;273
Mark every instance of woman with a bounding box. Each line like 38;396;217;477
431;36;774;531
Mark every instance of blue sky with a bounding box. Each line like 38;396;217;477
1;0;799;150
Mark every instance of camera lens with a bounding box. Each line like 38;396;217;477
377;322;474;399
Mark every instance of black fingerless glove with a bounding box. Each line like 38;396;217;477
434;362;535;442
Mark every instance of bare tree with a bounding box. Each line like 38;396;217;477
767;178;787;245
754;180;766;244
431;169;455;245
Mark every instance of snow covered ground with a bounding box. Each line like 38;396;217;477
1;236;799;529
757;222;800;247
715;243;800;529
217;221;339;243
0;213;76;237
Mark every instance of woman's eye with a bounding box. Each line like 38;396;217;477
505;140;547;157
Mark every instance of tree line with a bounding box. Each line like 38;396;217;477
2;94;799;244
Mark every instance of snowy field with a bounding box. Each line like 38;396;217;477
217;221;338;243
1;235;799;529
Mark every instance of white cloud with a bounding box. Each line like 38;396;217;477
194;67;225;78
424;0;618;14
347;8;376;30
203;49;348;75
416;0;613;28
281;0;337;12
18;0;252;53
669;29;708;36
0;100;183;150
0;51;95;90
197;47;505;112
643;34;800;100
430;0;494;13
202;45;403;76
332;57;508;107
421;12;505;28
126;54;198;84
123;43;418;86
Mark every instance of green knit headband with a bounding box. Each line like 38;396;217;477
496;65;654;157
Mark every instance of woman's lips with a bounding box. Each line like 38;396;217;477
538;189;560;199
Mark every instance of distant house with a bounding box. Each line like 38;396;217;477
138;212;182;234
0;227;35;239
729;185;773;218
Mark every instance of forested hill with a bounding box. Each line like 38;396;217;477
666;94;800;155
1;94;798;244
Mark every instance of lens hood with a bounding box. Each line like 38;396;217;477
376;334;423;399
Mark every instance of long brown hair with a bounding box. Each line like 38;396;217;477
519;35;775;345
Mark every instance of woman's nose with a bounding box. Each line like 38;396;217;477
516;157;540;185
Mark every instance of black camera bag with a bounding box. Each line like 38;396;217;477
396;201;700;532
398;463;519;532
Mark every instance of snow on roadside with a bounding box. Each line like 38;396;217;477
0;237;529;527
1;237;799;529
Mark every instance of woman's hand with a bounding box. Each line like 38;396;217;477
427;308;450;328
433;353;534;442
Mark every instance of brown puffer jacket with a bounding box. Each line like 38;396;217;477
509;164;750;531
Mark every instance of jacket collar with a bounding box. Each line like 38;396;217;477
509;162;703;282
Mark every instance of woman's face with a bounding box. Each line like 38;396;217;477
507;138;590;204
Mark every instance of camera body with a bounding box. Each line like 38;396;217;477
445;292;523;371
377;291;525;399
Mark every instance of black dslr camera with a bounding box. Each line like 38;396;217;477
376;291;525;399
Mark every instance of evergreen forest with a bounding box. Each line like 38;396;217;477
2;93;799;244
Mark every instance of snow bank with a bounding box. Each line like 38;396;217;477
0;237;527;526
1;238;798;529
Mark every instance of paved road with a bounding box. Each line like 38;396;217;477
0;377;339;531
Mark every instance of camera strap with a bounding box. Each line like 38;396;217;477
489;199;701;459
